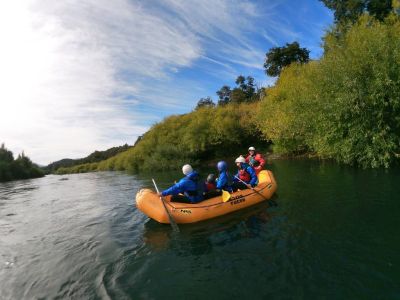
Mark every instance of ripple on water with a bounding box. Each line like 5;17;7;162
1;167;400;299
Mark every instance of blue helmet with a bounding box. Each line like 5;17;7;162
217;161;227;172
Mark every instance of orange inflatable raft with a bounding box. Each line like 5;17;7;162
135;170;277;224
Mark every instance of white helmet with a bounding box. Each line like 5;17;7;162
248;146;255;151
182;164;193;175
235;156;246;164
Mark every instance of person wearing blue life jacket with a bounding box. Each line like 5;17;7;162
158;164;204;203
216;161;234;193
232;156;258;191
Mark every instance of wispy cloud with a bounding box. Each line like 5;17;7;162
0;0;203;164
0;0;332;164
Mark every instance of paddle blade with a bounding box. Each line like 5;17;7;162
222;190;231;202
258;170;269;183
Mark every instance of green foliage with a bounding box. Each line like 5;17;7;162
313;15;400;167
257;62;320;154
231;75;257;103
230;88;248;104
216;76;258;105
195;97;215;110
58;103;267;174
216;85;232;105
0;143;14;163
0;145;44;182
258;15;400;168
45;144;131;173
264;42;310;77
394;0;400;14
320;0;393;24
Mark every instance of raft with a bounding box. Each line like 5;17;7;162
135;170;277;224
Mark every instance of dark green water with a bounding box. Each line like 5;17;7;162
1;160;399;299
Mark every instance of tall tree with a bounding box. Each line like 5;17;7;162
216;85;232;106
245;76;256;98
231;75;258;103
0;143;14;162
320;0;393;23
264;42;310;77
231;88;248;104
195;97;215;110
368;0;393;20
235;75;246;90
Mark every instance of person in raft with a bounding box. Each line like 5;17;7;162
158;164;204;203
216;161;234;193
232;156;258;191
245;146;265;175
204;174;217;192
203;173;223;199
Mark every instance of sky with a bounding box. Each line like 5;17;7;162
0;0;333;165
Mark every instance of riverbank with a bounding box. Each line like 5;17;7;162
0;144;44;182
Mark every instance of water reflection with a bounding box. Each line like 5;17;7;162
142;199;278;255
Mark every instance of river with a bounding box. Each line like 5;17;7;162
0;160;399;299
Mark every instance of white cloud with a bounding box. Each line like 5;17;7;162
0;0;202;164
0;0;331;165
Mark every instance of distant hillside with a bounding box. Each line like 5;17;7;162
44;144;132;174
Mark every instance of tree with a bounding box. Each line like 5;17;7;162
231;88;248;104
244;76;256;98
258;16;400;168
231;75;258;103
0;145;44;181
0;143;14;162
319;0;393;23
235;75;246;90
264;42;310;77
368;0;393;20
195;97;215;110
216;85;232;105
394;0;400;14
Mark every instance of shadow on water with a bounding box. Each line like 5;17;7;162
142;198;278;255
100;198;279;299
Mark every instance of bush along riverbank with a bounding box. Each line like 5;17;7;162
258;15;400;168
55;102;270;174
0;144;44;182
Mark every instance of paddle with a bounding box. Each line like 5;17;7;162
222;190;231;202
152;178;179;232
234;175;268;201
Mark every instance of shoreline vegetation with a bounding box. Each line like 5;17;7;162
54;12;400;175
0;144;44;182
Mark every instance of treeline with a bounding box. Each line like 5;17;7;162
0;144;44;182
58;1;400;173
45;144;132;174
55;103;269;174
259;11;400;168
195;75;263;110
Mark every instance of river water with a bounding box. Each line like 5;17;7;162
0;160;399;299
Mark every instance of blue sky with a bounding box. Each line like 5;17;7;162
0;0;333;165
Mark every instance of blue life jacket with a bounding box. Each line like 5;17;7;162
161;171;204;203
216;171;233;192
